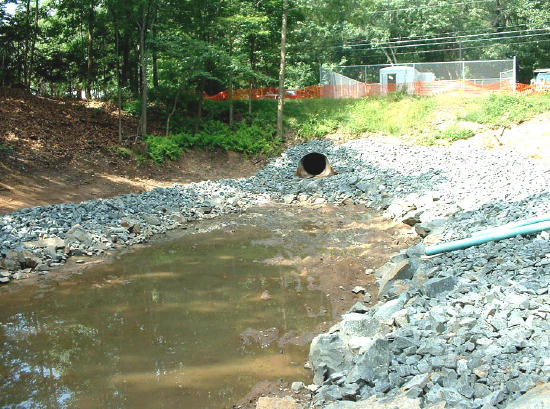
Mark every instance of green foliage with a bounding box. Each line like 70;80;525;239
425;126;475;145
108;146;132;159
462;93;550;127
171;120;280;156
145;135;184;164
122;100;141;117
0;143;14;152
282;95;436;140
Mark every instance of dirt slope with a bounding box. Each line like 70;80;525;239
0;93;262;214
1;92;549;214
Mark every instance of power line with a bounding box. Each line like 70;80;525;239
344;27;550;48
344;30;550;52
376;23;531;42
363;0;495;15
343;37;550;59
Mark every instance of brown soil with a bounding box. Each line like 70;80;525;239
0;93;263;214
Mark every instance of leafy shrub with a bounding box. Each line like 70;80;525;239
146;135;184;163
108;146;132;159
0;143;14;152
169;120;279;156
122;100;141;117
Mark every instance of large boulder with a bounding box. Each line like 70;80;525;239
503;383;550;409
66;224;93;246
345;338;391;385
323;392;420;409
421;276;457;298
309;334;353;385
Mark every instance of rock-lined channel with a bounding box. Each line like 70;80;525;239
1;138;550;408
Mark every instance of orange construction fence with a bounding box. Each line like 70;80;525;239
205;81;542;101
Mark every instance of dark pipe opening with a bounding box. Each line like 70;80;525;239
301;152;327;175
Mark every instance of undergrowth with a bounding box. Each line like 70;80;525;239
146;119;280;163
127;91;550;163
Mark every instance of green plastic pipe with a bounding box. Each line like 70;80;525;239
425;220;550;256
471;214;550;237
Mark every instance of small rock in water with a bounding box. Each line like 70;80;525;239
291;381;304;392
352;286;366;294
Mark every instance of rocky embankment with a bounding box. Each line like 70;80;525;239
1;139;550;408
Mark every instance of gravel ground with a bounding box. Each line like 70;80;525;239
1;139;550;408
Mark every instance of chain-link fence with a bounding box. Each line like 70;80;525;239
320;58;516;98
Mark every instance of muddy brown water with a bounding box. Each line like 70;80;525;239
0;204;414;409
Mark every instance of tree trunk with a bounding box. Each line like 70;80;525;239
248;34;256;115
248;82;253;114
194;79;205;137
139;6;148;137
277;0;288;140
122;32;130;86
229;72;234;127
28;0;39;91
228;32;234;127
152;18;159;88
166;89;180;136
115;25;123;143
86;0;95;100
23;0;30;87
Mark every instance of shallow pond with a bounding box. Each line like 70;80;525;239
0;204;414;409
0;227;330;409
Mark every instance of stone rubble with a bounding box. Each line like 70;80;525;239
1;139;550;409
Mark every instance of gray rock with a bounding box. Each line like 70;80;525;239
291;381;304;392
348;302;369;314
66;224;93;245
309;334;352;385
421;276;457;298
503;382;550;409
346;338;390;384
373;297;405;324
341;313;386;338
402;373;430;391
377;259;412;296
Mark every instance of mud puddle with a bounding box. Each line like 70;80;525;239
0;204;416;409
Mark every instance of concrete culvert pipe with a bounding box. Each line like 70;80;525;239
295;152;335;178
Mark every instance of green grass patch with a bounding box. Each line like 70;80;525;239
146;119;281;164
425;126;475;145
462;93;550;127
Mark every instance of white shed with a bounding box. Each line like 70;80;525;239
379;66;435;93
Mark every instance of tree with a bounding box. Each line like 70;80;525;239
277;0;287;140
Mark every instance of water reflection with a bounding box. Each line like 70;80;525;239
0;228;329;409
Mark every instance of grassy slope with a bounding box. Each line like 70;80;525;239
122;92;550;163
283;92;550;144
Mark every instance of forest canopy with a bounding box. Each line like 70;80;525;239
1;0;549;110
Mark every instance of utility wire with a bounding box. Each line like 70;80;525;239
363;0;495;15
344;31;550;52
344;27;550;48
345;37;550;58
377;23;531;42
